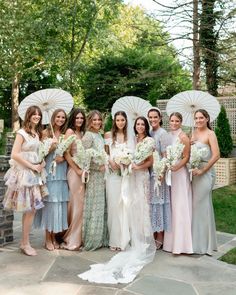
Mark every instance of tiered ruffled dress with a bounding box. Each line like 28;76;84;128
34;148;69;233
3;129;45;212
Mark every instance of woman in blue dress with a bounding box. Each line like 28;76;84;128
148;108;171;249
34;109;69;251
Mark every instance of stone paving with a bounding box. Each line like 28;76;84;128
0;213;236;295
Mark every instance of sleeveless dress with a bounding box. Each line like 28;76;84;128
150;127;171;233
192;141;217;255
82;131;108;251
78;137;155;284
3;129;45;212
105;138;131;250
34;142;69;233
62;137;85;250
163;129;193;254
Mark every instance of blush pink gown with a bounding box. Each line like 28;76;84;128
163;129;193;254
62;138;85;250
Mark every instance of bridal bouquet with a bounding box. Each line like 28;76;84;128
165;138;185;186
133;137;155;165
113;145;133;176
49;134;76;176
153;151;168;186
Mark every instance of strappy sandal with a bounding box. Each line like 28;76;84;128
109;246;117;251
44;241;54;251
155;240;163;250
20;245;37;256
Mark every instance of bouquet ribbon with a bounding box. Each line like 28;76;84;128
82;169;90;183
165;169;172;186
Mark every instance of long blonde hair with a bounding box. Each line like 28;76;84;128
86;110;103;131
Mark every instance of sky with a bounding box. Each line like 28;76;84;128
124;0;192;65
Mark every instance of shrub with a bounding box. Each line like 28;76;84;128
215;105;233;157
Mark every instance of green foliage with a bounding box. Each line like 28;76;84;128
82;47;191;111
215;105;233;157
104;113;113;132
213;184;236;234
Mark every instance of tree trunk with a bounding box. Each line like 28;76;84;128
11;73;20;131
200;0;218;96
192;0;201;89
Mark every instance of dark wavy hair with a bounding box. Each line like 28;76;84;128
134;116;151;137
67;108;86;134
194;109;212;130
22;105;43;139
111;111;128;144
147;108;163;126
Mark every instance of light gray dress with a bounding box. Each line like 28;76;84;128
192;141;217;255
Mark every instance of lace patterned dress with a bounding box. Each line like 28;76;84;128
3;129;45;212
82;131;108;251
150;127;171;233
105;138;131;250
192;141;217;255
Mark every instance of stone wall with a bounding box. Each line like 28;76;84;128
0;155;14;246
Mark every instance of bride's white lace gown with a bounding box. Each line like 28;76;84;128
78;139;155;284
105;138;130;250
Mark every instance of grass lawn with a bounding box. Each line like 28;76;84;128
213;184;236;234
213;184;236;265
219;247;236;265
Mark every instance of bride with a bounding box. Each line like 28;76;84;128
78;115;156;284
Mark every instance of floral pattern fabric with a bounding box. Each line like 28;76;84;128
82;131;108;250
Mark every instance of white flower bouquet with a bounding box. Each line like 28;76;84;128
189;145;208;169
113;145;133;176
38;138;53;162
49;134;76;176
188;144;208;180
54;135;76;157
72;139;88;170
166;138;185;168
133;137;155;164
165;138;185;186
153;151;168;186
90;148;109;166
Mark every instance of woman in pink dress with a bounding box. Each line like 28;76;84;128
163;112;193;254
61;108;86;250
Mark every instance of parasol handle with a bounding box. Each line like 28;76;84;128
49;122;55;138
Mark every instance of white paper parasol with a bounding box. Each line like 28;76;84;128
18;88;74;125
111;96;152;121
166;90;220;126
